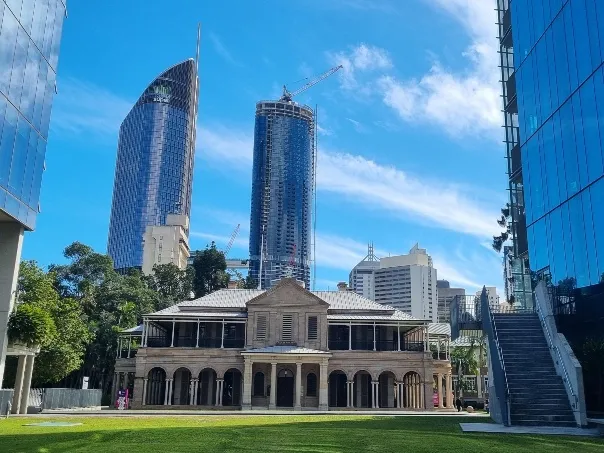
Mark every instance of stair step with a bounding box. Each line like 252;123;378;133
512;419;577;427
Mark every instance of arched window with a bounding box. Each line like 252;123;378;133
306;373;317;397
253;372;265;396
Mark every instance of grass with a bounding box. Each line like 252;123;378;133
0;415;602;453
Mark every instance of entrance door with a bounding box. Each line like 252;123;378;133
277;369;294;407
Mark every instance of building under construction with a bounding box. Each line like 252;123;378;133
249;66;341;289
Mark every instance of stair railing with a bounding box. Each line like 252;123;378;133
534;282;586;426
481;287;511;426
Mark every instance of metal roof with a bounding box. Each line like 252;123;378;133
121;325;143;334
327;312;417;322
242;346;330;355
428;323;451;336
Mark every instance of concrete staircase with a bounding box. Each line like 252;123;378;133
493;312;576;427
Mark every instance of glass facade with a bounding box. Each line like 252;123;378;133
107;59;198;271
510;0;604;288
249;101;314;289
0;0;66;230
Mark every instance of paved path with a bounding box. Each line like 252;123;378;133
14;408;487;418
460;423;600;437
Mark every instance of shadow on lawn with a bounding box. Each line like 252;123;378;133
3;417;604;453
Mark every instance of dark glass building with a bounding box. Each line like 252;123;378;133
249;101;315;289
499;0;604;290
0;0;66;230
0;0;66;388
107;59;198;272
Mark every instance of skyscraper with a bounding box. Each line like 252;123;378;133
499;0;604;290
349;244;380;300
249;100;315;289
107;59;198;272
436;280;465;323
0;0;67;385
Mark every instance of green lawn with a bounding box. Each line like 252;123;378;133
0;415;602;453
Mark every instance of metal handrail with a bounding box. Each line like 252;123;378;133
490;305;512;425
535;299;578;409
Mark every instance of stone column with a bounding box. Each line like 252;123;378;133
111;372;119;404
193;379;199;405
123;373;130;394
19;355;35;414
437;373;444;408
11;355;27;414
411;378;416;409
0;223;24;388
163;379;170;405
397;383;402;408
189;379;195;405
318;362;328;410
476;373;482;400
424;379;433;411
446;374;453;408
142;378;148;406
294;362;302;410
269;362;277;409
242;359;252;410
372;381;379;409
170;320;175;347
346;381;352;408
216;379;224;406
168;379;174;405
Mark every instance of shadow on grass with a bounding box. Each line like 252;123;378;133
2;416;603;453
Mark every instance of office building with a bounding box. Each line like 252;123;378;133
349;243;380;300
373;244;438;322
141;214;190;275
499;0;604;290
107;59;198;272
248;101;314;290
0;0;67;387
436;280;465;323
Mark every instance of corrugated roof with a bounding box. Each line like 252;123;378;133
451;336;480;347
243;346;330;355
179;289;264;308
327;312;416;321
121;325;143;333
428;323;451;336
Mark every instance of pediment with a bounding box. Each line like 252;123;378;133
246;278;329;308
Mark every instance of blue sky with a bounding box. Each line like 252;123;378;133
22;0;508;294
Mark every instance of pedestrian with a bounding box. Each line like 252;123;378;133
455;397;462;412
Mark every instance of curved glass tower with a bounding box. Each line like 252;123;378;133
249;101;315;289
108;59;198;271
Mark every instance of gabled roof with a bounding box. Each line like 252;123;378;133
428;323;451;336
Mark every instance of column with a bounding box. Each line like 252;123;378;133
446;374;453;409
348;323;352;350
170;320;175;347
294;362;302;410
193;379;198;405
318;362;328;410
163;379;170;405
405;380;410;409
373;324;376;351
0;223;24;388
372;381;379;409
346;381;352;408
11;355;27;414
269;362;277;409
397;383;402;408
123;373;130;394
167;379;174;405
18;355;35;414
142;378;148;406
397;325;401;351
437;373;444;408
111;372;119;403
189;380;195;405
424;379;433;411
411;378;416;409
127;337;131;358
242;359;252;410
196;320;200;347
476;373;482;400
221;321;225;348
216;379;223;406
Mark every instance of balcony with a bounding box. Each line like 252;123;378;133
143;320;246;349
327;324;426;352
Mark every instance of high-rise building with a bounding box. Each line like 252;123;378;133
373;244;438;322
498;0;604;291
436;280;465;323
107;59;198;272
0;0;67;385
249;100;314;290
349;243;380;300
141;214;190;275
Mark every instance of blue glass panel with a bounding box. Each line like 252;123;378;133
542;119;559;211
581;73;604;184
569;195;590;287
591;179;604;283
0;103;18;186
545;26;559;111
585;0;602;69
0;5;19;95
8;116;30;198
560;202;575;283
570;0;592;86
556;10;571;102
549;207;566;283
571;88;588;190
581;189;600;285
560;101;580;197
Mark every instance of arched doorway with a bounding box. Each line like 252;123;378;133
378;371;396;408
223;368;242;406
198;368;217;405
172;367;192;405
353;370;372;408
277;368;294;407
403;371;422;409
328;370;347;407
146;367;166;405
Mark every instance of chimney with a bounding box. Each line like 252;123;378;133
337;282;348;291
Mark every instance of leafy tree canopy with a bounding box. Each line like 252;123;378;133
192;242;229;297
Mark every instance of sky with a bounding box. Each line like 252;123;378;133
21;0;508;295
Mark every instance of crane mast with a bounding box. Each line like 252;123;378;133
280;65;343;102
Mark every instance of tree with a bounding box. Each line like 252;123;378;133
8;304;56;348
492;204;511;253
145;263;193;308
192;242;230;297
238;274;257;289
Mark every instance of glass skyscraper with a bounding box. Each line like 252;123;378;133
500;0;604;289
107;59;198;272
0;0;66;387
249;101;315;290
0;0;66;230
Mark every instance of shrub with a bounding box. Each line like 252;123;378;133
7;303;56;348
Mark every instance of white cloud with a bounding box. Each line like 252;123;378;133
327;44;392;91
208;32;242;67
196;124;253;169
376;0;501;139
345;117;368;133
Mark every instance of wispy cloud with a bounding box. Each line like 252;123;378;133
376;1;500;139
196;124;253;170
345;117;368;133
316;0;400;14
208;32;243;67
327;44;392;92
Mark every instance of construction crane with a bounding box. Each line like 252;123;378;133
280;65;343;102
223;224;240;257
